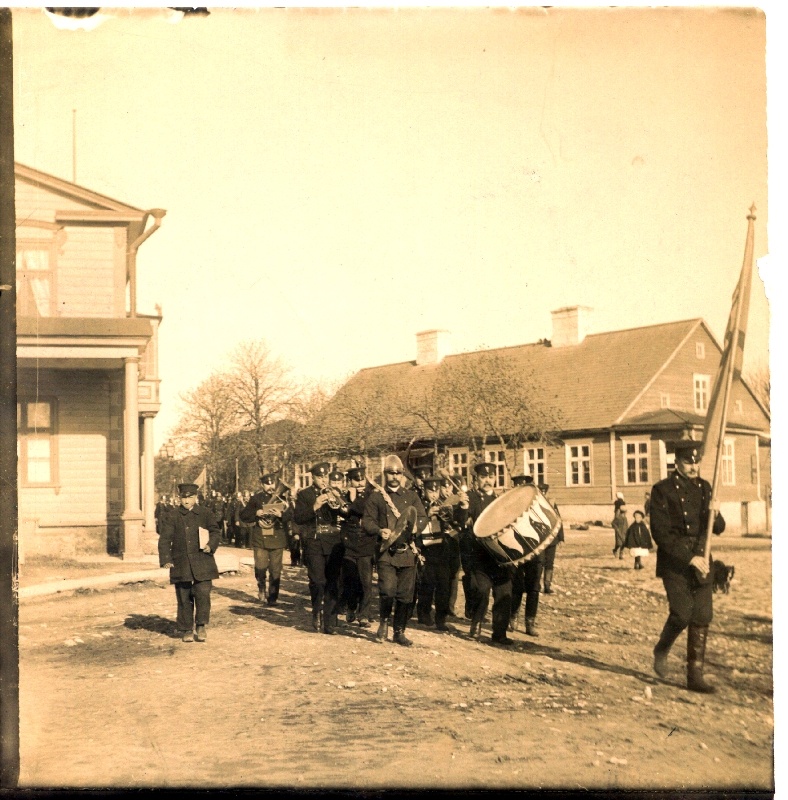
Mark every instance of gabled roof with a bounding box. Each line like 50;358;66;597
14;162;146;216
317;318;710;446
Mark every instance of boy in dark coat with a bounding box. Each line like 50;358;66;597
159;483;222;642
624;509;653;570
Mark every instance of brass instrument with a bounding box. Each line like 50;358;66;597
322;485;347;510
258;482;291;527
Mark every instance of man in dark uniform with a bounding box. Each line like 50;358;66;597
363;454;427;646
294;462;346;635
411;466;431;503
154;494;172;534
456;462;513;646
339;467;376;628
239;473;290;605
539;483;564;594
650;441;726;693
158;483;222;642
416;476;458;631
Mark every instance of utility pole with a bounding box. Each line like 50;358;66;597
0;7;21;788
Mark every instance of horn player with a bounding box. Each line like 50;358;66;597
415;476;457;631
239;472;291;606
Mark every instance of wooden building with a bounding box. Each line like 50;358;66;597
15;163;164;558
313;306;771;532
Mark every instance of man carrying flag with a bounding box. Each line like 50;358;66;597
650;205;756;693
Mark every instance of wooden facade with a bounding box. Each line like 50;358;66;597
315;311;771;533
15;163;164;558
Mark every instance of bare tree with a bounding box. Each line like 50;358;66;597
173;372;238;486
433;351;562;476
226;339;296;475
745;362;770;414
301;371;407;462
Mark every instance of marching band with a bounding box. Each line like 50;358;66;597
157;454;563;648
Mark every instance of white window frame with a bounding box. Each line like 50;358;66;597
722;438;736;486
622;438;650;485
660;393;671;409
484;448;508;488
694;374;711;413
695;342;706;359
16;239;57;317
565;441;593;486
294;462;312;490
18;398;58;487
523;446;546;485
448;447;469;485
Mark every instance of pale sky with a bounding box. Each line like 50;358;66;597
10;5;776;451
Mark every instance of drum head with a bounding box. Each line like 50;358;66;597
474;486;538;538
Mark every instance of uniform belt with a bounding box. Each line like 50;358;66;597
389;544;409;555
316;524;340;536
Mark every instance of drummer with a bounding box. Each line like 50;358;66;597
456;462;514;646
509;474;544;636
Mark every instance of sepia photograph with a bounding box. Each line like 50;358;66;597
0;2;779;793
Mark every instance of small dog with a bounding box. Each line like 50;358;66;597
712;559;735;594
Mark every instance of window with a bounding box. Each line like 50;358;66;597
722;439;735;486
660;393;671;409
448;448;469;485
566;442;592;486
735;400;744;416
695;342;706;359
16;242;55;317
484;449;507;488
524;446;546;485
294;462;312;489
694;374;711;413
623;440;650;484
18;399;57;486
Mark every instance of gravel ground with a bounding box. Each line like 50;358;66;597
18;529;773;791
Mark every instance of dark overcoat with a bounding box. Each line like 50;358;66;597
362;485;427;568
649;471;725;579
239;490;289;550
158;503;222;583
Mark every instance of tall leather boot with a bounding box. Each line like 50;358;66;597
542;568;554;594
687;625;715;693
255;570;266;603
524;591;539;637
376;597;393;642
653;618;684;678
392;600;413;647
267;577;280;605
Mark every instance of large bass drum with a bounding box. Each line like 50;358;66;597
473;485;562;566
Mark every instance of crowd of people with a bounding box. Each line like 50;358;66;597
155;457;564;649
156;438;724;694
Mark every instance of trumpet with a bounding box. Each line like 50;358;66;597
322;486;347;510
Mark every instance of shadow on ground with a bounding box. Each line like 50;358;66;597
124;614;181;638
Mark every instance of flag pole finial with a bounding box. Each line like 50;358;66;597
748;203;757;220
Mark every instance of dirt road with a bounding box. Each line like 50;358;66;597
19;530;773;790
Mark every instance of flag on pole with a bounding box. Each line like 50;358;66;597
194;465;207;493
701;204;756;555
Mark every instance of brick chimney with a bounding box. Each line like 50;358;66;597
550;306;593;348
416;329;452;365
